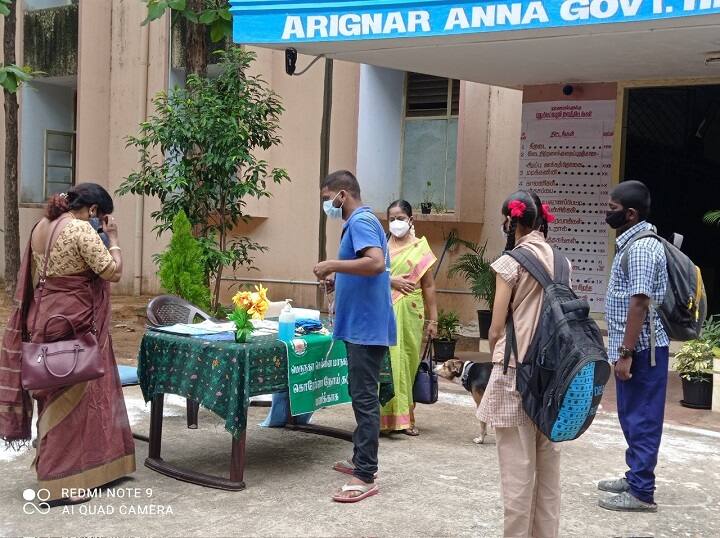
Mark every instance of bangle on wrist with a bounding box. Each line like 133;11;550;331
108;246;121;252
426;320;438;325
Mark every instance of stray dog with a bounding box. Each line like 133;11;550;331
435;359;493;444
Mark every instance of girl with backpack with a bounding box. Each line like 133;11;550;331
477;190;562;538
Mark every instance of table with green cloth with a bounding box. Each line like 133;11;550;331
137;330;393;491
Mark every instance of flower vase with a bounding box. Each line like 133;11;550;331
235;331;251;344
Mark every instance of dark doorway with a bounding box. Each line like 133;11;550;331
624;85;720;315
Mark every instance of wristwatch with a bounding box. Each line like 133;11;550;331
617;346;634;360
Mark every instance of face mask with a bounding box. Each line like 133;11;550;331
389;220;411;238
323;193;344;220
605;209;628;229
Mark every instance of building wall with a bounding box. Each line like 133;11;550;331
2;1;524;325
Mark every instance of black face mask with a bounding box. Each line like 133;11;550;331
605;209;628;229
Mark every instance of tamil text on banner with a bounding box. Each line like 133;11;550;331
519;99;616;312
286;336;351;416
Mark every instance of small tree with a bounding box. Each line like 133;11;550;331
157;210;211;310
118;47;290;311
2;0;35;298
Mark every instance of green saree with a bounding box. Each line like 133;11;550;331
381;236;436;432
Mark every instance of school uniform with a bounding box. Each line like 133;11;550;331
605;221;669;505
478;231;561;538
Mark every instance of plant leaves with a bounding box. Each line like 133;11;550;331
168;0;187;10
210;19;231;42
199;9;218;24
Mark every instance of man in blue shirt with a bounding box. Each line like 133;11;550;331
599;181;669;513
314;170;396;503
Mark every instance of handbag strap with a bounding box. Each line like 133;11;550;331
421;338;433;368
29;216;72;337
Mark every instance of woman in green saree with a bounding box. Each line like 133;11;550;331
381;200;438;436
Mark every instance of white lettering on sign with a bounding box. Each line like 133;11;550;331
272;0;720;42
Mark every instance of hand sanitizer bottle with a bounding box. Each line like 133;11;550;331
278;300;295;341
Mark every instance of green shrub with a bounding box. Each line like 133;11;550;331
156;210;211;310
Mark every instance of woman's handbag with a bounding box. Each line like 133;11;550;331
21;218;104;390
413;340;438;404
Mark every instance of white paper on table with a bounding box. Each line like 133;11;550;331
153;320;235;336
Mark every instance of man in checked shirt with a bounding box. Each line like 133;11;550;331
598;181;669;513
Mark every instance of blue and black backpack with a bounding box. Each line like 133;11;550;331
503;247;611;442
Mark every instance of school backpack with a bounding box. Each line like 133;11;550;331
503;247;611;443
621;231;707;352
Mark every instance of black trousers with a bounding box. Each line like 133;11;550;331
345;342;386;483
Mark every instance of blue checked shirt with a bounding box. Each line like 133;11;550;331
606;221;669;362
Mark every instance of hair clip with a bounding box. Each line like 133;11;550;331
541;203;556;223
508;200;527;218
58;193;68;199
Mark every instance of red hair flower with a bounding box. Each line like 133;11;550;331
541;203;556;223
508;200;527;218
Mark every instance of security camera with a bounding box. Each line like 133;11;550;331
285;48;298;76
562;85;574;96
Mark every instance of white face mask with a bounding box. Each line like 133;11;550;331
389;219;411;238
323;192;344;220
500;224;508;243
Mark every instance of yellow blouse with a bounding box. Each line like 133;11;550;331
32;219;116;279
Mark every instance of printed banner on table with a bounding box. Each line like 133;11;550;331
519;99;616;312
286;337;351;416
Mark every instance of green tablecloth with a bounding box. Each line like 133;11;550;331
137;331;393;438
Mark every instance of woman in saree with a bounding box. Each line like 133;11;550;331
0;183;135;505
381;200;438;436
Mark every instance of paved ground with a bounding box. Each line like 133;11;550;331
2;377;719;537
2;296;719;536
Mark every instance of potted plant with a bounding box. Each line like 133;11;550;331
421;181;433;214
448;238;496;339
674;315;720;409
433;310;460;362
674;339;716;409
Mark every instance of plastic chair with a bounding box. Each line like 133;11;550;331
146;294;217;327
146;295;217;429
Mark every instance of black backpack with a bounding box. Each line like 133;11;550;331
621;231;707;366
503;247;611;442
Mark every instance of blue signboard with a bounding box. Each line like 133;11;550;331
231;0;720;44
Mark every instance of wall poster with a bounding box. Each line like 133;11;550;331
519;99;616;313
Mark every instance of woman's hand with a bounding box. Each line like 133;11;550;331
103;215;119;245
425;322;438;339
391;276;415;295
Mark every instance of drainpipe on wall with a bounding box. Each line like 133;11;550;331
133;21;150;296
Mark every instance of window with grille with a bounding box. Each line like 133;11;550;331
44;130;75;198
401;73;460;211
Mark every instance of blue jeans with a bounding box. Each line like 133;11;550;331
616;347;669;504
260;392;313;428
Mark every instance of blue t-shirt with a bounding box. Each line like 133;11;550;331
333;207;396;347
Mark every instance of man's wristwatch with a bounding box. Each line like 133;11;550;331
617;346;634;360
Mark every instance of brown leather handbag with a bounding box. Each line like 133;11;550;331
21;218;104;391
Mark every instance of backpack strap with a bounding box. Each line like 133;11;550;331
502;247;557;375
619;229;662;368
503;316;519;375
505;248;554;288
620;230;661;275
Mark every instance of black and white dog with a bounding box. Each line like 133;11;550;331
435;359;493;444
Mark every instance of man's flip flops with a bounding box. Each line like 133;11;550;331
332;483;379;503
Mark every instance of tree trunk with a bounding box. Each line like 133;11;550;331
3;1;20;299
185;0;207;78
316;59;333;311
